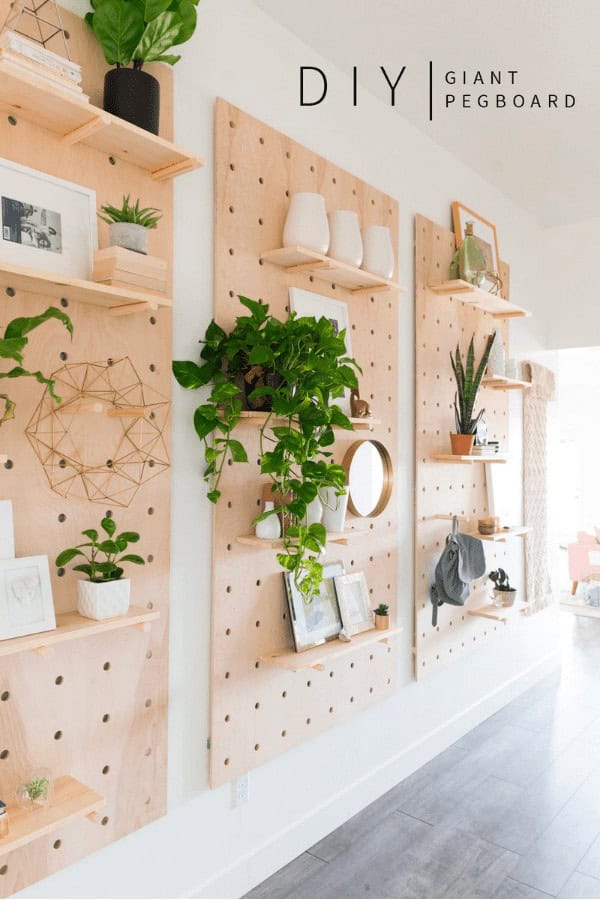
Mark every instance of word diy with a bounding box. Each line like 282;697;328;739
300;66;407;106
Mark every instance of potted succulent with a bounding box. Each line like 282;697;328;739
85;0;200;134
172;295;361;600
489;568;517;608
55;517;144;620
374;603;390;630
16;770;53;810
449;333;495;456
99;195;161;255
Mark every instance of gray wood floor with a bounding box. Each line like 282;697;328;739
246;614;600;899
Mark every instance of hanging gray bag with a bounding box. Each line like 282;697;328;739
430;517;485;626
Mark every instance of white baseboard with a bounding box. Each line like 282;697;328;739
191;649;560;899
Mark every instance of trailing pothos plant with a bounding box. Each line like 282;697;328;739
0;307;73;426
172;296;361;600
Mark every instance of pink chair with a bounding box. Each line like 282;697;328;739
568;532;600;595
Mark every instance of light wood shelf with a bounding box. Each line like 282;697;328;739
431;454;508;464
236;529;368;549
428;280;530;319
261;246;407;294
238;411;381;431
260;625;403;672
468;603;525;623
0;607;159;658
0;62;204;180
0;776;105;856
483;375;531;391
0;261;172;315
463;526;532;542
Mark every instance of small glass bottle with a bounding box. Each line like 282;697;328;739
0;800;8;839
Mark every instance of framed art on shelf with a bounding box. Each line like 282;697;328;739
0;158;97;279
452;201;500;290
0;555;56;641
334;571;374;636
284;560;345;652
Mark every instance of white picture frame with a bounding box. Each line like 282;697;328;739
0;555;56;641
284;560;345;652
334;571;374;636
0;158;97;279
289;287;353;414
485;462;516;526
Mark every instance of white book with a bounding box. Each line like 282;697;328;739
0;30;81;83
0;54;89;101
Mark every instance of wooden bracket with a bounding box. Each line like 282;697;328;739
62;114;110;146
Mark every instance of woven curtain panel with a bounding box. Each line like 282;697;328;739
522;361;556;613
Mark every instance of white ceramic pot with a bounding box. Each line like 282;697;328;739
487;332;506;377
255;501;282;540
492;588;517;608
283;193;329;253
321;486;349;533
77;578;130;620
304;495;323;527
327;210;363;266
361;225;394;279
109;222;149;255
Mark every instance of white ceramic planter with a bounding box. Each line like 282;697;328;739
321;486;349;533
327;210;363;266
487;332;506;377
361;225;394;279
283;193;329;253
304;495;323;527
77;578;130;620
492;588;517;608
255;501;281;540
109;222;149;255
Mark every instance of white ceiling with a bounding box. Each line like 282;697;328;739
253;0;600;228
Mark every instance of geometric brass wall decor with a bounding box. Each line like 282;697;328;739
25;357;170;507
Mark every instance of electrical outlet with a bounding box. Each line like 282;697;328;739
232;773;249;807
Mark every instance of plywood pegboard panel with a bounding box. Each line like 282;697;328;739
0;8;179;894
210;99;400;787
413;213;525;680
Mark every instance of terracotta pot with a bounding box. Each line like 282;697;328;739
450;433;475;456
374;613;389;631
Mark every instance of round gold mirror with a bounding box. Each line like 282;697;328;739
342;440;393;517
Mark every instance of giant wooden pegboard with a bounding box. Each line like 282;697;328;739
0;9;175;894
210;99;400;787
414;213;525;680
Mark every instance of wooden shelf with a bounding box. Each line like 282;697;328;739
0;607;159;659
238;411;381;431
464;526;532;542
483;375;531;391
237;529;368;549
260;625;403;672
261;246;407;294
431;454;508;464
0;261;172;315
0;62;204;180
428;280;530;319
0;776;104;856
468;603;525;623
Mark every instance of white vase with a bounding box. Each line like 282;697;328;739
283;193;329;253
304;495;323;527
487;332;506;377
77;578;130;621
255;501;281;540
327;210;363;266
109;222;148;255
321;486;349;534
361;225;394;279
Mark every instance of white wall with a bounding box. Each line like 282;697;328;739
19;1;560;897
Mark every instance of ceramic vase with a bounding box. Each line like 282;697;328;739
77;578;130;621
487;332;506;377
304;496;323;527
327;210;363;266
283;193;329;253
361;225;394;279
255;501;281;540
321;486;349;534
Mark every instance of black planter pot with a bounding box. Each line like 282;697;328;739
242;365;282;412
104;68;160;135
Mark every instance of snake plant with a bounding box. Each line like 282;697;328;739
450;332;496;435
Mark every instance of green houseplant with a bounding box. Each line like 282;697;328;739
489;568;517;608
0;307;72;427
86;0;201;134
374;602;390;630
56;516;144;620
173;296;361;600
16;770;53;810
99;194;162;254
449;333;495;456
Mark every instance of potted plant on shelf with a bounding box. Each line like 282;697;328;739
172;295;361;600
489;568;517;607
85;0;200;134
16;770;53;810
449;333;495;456
55;517;144;620
374;603;390;630
0;307;72;427
99;194;161;255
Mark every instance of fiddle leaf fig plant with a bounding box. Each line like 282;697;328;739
173;296;361;600
55;517;145;583
450;332;496;435
0;307;73;426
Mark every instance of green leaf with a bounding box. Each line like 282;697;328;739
308;523;326;545
99;540;119;554
194;406;217;440
0;337;26;363
101;517;116;537
81;529;98;542
55;548;85;567
172;360;204;389
238;295;268;323
118;554;145;565
4;307;72;340
132;0;172;22
211;381;240;403
170;0;196;43
207;489;221;503
228;439;248;463
132;10;181;63
91;0;145;66
117;531;140;543
73;564;93;577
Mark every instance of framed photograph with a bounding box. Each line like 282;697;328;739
334;571;374;636
289;287;352;414
284;560;345;652
0;555;56;642
452;201;500;289
485;461;517;526
0;158;97;279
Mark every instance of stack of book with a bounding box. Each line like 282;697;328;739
92;247;169;296
472;441;501;457
0;30;88;100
